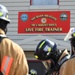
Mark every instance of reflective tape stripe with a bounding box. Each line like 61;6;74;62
1;56;13;75
1;56;7;74
39;41;45;48
3;57;12;75
5;58;13;75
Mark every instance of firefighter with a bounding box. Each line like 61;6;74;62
59;28;75;75
0;4;29;75
34;39;70;75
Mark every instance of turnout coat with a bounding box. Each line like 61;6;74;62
59;55;75;75
48;49;70;75
0;28;29;75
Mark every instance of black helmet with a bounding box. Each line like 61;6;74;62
34;39;58;60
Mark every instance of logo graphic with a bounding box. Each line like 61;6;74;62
20;14;28;21
41;18;47;23
60;13;68;21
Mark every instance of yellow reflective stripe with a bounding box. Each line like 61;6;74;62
73;33;75;37
48;47;51;52
39;41;45;48
0;12;3;17
35;55;38;59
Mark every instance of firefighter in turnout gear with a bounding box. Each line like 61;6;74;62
0;4;29;75
34;39;70;75
60;28;75;75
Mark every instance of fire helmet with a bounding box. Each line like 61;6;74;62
0;4;10;23
34;39;58;60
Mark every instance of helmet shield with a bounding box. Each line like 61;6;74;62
64;28;75;41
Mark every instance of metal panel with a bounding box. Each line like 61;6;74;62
0;0;29;2
60;0;75;1
30;5;59;10
60;6;75;9
15;35;70;51
7;7;29;11
60;2;75;5
0;3;30;6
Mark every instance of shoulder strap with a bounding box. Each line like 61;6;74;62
52;54;70;75
55;54;70;72
70;55;75;59
58;54;70;66
46;53;70;75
